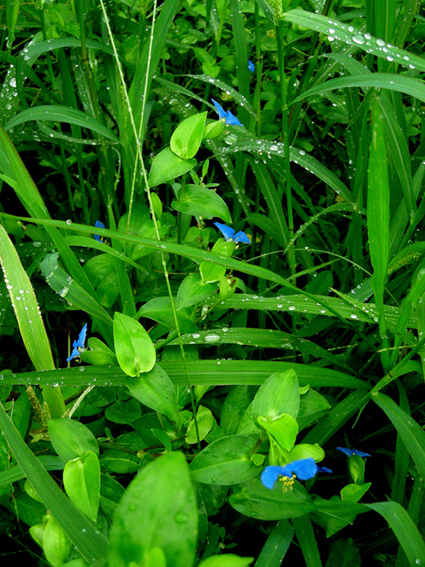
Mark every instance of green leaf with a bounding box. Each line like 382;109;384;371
0;404;107;562
185;406;214;444
114;312;156;377
108;452;198;567
136;297;197;333
83;338;117;366
176;274;217;310
126;364;178;422
252;370;300;421
170;113;207;159
258;414;298;452
105;398;142;425
198;555;254;567
230;477;316;520
172;185;232;222
366;501;425;565
148;147;197;188
341;483;371;503
189;435;261;485
48;418;99;462
63;452;100;523
42;515;72;567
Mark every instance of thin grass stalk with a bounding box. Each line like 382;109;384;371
276;20;295;277
99;0;201;448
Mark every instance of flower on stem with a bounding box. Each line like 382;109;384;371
211;99;243;127
248;60;255;72
261;458;332;489
94;220;107;243
67;324;88;362
337;447;371;458
214;222;250;244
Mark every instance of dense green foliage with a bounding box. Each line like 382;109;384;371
0;0;425;564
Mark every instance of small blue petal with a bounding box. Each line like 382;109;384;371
67;324;88;362
76;324;88;349
282;458;318;481
214;222;236;241
225;110;243;127
248;60;255;72
317;466;333;474
66;342;80;362
232;231;250;244
212;99;227;120
94;220;106;242
337;447;371;458
261;466;285;489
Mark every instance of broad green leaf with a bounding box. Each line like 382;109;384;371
199;555;253;567
286;444;325;464
82;338;117;366
136;297;197;333
63;452;100;523
108;452;198;567
366;501;425;565
176;274;217;310
230;477;316;520
126;364;178;422
190;435;261;485
114;312;156;377
0;403;107;562
42;515;72;567
252;370;300;421
170;113;207;159
200;262;227;284
258;414;298;452
341;483;371;503
148;147;196;188
172;185;232;222
185;406;214;444
48;419;99;462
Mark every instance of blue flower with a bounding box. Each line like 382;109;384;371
248;60;255;72
261;458;332;489
214;222;250;244
337;447;371;458
94;220;106;243
211;99;243;127
67;324;88;362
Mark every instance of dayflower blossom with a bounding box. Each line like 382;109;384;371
67;324;88;362
337;447;371;458
248;60;255;72
94;220;106;243
211;99;243;126
214;222;250;244
261;458;332;489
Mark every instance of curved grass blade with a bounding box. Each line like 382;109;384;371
0;403;108;563
371;392;425;480
293;74;425;106
0;225;65;417
366;501;425;565
282;9;424;72
5;106;119;143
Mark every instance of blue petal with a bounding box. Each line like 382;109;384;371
76;324;88;349
261;466;285;489
317;466;333;474
225;111;243;127
232;231;250;244
337;447;371;458
212;99;227;120
214;222;236;241
66;341;80;362
248;60;255;72
94;220;105;242
282;458;318;481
